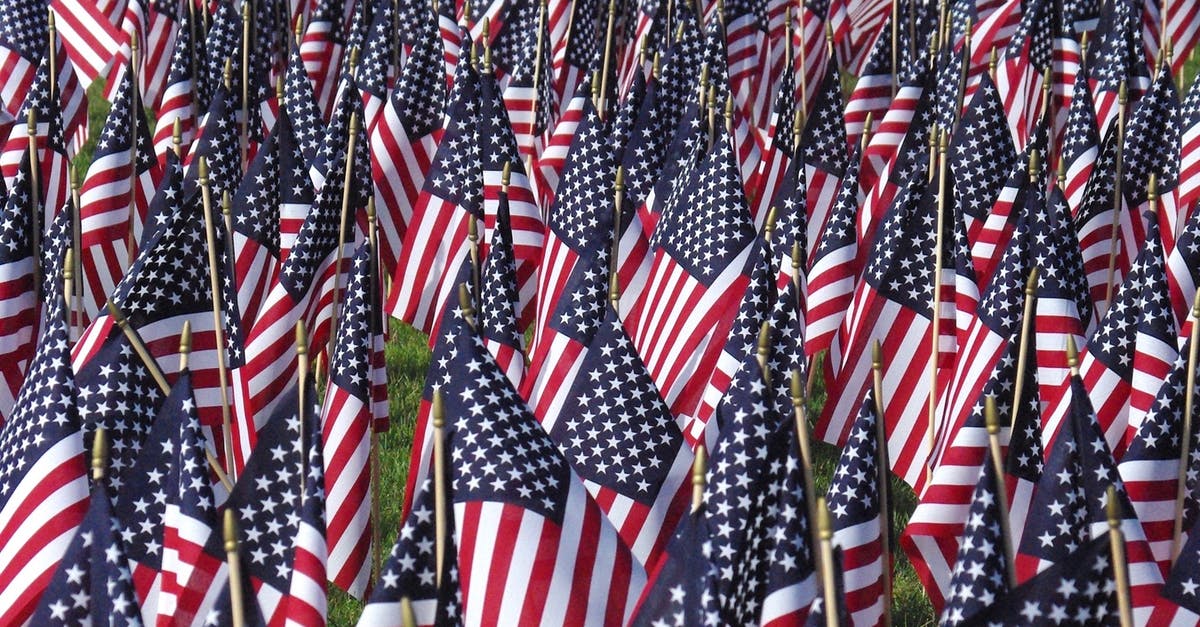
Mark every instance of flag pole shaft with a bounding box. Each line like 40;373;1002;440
240;1;251;169
296;321;308;507
1172;289;1200;564
47;10;57;102
890;0;898;96
1107;485;1135;627
1011;266;1038;428
529;0;547;154
181;321;235;492
871;341;893;626
107;299;170;395
366;197;384;580
927;130;948;482
953;19;972;131
816;497;840;627
1102;81;1128;318
27;109;40;307
432;388;448;587
330;110;361;359
791;366;821;569
224;510;247;627
198;158;236;480
70;170;82;340
598;0;617;117
127;38;140;261
984;397;1018;587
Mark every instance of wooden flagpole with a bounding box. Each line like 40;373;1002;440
329;109;361;358
47;10;57;102
1172;289;1200;565
529;0;548;152
241;0;251;169
127;38;141;260
953;19;973;131
871;340;893;626
1107;484;1135;627
27;109;40;305
62;248;74;342
890;0;899;97
598;0;617;117
984;396;1018;587
1010;265;1038;428
71;165;82;340
432;387;448;586
366;196;384;580
1102;80;1128;319
610;165;625;310
816;496;840;627
224;509;247;627
400;597;417;627
296;319;309;507
927;129;949;481
198;157;236;479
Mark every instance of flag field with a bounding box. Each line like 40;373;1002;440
62;53;1200;626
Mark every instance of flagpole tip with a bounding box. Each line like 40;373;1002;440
984;395;999;435
222;190;232;216
1066;335;1079;371
1106;485;1120;528
91;427;108;481
817;495;831;540
691;445;707;511
198;156;209;182
871;340;882;370
432;389;445;429
790;368;803;408
180;320;192;355
223;509;239;552
63;247;73;281
1024;267;1039;295
295;320;308;356
502;161;512;188
400;597;417;627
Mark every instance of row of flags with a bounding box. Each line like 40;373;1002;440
1;0;1200;621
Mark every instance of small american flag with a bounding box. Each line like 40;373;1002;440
300;0;346;118
976;533;1121;624
936;456;1011;625
151;6;198;167
30;473;144;625
825;388;886;626
1060;66;1101;215
0;240;86;625
478;193;528;387
627;508;722;626
284;46;327;169
0;152;35;423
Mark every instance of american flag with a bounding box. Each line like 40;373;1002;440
935;453;1011;625
230;84;368;471
184;81;241;201
0;0;44;119
478;65;544;327
843;15;897;150
76;66;161;340
49;0;122;86
285;45;326;169
1167;200;1200;337
1122;66;1180;252
1161;513;1200;623
534;74;591;208
724;0;771;129
1075;130;1132;322
151;5;198;168
993;0;1052;150
803;547;851;626
901;215;1033;608
118;371;226;626
817;173;940;490
301;0;346;118
199;0;240;113
951;72;1018;276
1088;0;1151;138
624;124;756;432
750;46;797;227
973;533;1120;624
356;0;395;135
705;351;818;623
479;193;527;387
804;142;858;357
1060;65;1101;215
320;243;379;598
1176;77;1200;226
103;0;178;109
203;546;268;626
1075;210;1174;454
138;149;181;257
549;0;602;110
369;1;444;280
0;241;86;625
547;302;692;570
0;152;35;423
0;48;73;228
826;0;889;74
501;0;555;163
358;477;464;625
205;378;327;625
386;58;483;337
1165;0;1200;78
1015;375;1163;619
29;470;144;625
627;508;722;626
1118;342;1200;577
442;311;646;625
825;388;886;626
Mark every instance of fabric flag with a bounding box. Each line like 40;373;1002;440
534;74;591;208
357;478;464;626
1177;73;1200;221
0;0;45;118
501;0;555;163
386;58;483;337
801;62;850;265
356;0;396;135
804;141;859;357
548;0;602;108
1088;0;1151;136
442;308;646;625
993;0;1053;151
76;64;160;322
844;16;898;149
229;82;369;470
0;237;86;625
973;534;1121;624
936;455;1012;625
627;507;722;626
183;80;242;199
300;0;346;118
547;301;692;570
478;193;528;387
1160;514;1200;623
29;466;143;625
624;124;756;430
724;0;773;128
285;46;327;169
1122;66;1181;253
0;152;34;422
49;0;122;86
205;379;326;625
320;243;379;599
825;388;887;626
827;0;889;74
369;1;444;280
151;5;199;167
1060;65;1101;215
1015;375;1163;619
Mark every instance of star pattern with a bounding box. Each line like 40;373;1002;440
189;82;242;197
285;49;326;165
1060;68;1100;173
111;204;210;324
802;63;849;176
0;0;45;59
0;152;31;265
479;199;524;355
329;244;374;399
1123;68;1180;206
864;173;940;315
30;484;142;626
1166;497;1200;614
951;74;1017;221
628;510;722;627
974;535;1118;625
423;60;483;217
552;306;682;503
939;459;1011;625
653;127;755;284
551;99;615;252
390;4;444;139
361;478;464;625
